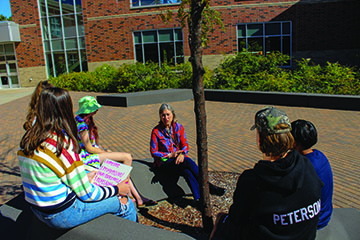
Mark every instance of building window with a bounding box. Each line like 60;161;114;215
39;0;88;77
134;29;184;66
237;21;292;65
50;17;62;38
131;0;181;8
0;44;20;88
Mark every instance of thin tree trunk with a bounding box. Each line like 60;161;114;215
189;0;213;233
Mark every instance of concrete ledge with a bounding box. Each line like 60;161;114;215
96;88;359;111
2;159;360;239
0;193;196;239
131;159;192;201
97;89;193;107
2;194;359;239
316;208;360;240
0;158;196;240
204;90;360;111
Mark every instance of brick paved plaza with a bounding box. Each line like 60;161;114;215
0;90;359;210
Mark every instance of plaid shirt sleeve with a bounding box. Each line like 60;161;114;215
150;126;170;160
175;122;189;155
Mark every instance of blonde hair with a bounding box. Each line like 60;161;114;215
259;123;294;157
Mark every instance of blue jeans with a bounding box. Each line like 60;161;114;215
31;195;137;229
162;157;200;200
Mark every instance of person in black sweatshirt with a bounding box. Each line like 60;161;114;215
210;106;323;240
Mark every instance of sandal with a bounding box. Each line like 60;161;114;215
137;199;158;208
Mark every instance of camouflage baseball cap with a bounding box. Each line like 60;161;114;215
250;106;291;134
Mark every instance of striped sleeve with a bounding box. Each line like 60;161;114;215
18;154;69;207
18;136;119;208
42;138;119;201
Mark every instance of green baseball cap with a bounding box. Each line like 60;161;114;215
250;106;291;134
76;96;102;115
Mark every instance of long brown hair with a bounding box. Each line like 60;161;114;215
79;113;99;144
20;87;80;156
23;80;53;131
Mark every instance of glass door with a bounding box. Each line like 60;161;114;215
0;44;20;88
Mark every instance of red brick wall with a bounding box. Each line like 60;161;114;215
287;1;360;51
10;0;45;68
82;1;189;62
84;16;187;62
10;0;360;66
83;0;359;63
204;4;290;55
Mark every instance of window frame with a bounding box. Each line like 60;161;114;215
0;43;20;88
237;21;292;67
131;0;181;9
133;28;185;66
38;0;88;77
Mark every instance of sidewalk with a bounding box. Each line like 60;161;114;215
0;87;35;105
0;89;359;211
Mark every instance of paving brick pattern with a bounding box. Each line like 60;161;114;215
0;91;359;211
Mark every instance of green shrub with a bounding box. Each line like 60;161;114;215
211;50;290;90
173;62;193;88
322;62;359;95
292;59;360;95
211;50;359;95
50;62;195;93
172;62;213;89
50;71;110;92
108;62;196;93
113;62;167;92
203;66;214;89
247;70;292;92
50;72;92;91
49;53;360;95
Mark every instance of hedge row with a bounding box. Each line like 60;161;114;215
50;51;360;95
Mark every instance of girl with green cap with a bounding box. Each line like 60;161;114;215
75;96;157;208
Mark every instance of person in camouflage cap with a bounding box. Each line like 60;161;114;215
210;106;322;240
250;106;291;135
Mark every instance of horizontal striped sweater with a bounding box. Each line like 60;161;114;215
18;134;119;212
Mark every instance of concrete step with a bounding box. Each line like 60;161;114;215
97;89;193;107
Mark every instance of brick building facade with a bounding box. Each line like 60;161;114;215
7;0;360;87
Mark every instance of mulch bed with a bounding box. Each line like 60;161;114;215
137;171;240;237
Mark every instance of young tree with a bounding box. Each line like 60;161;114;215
161;0;223;232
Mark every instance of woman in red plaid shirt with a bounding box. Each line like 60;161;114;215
150;103;225;201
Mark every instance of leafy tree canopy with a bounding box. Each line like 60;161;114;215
159;0;224;48
0;14;12;21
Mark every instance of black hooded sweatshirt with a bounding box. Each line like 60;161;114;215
219;150;323;240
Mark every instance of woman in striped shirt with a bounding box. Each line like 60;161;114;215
18;87;137;229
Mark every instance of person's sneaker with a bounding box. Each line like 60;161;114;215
209;183;226;196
